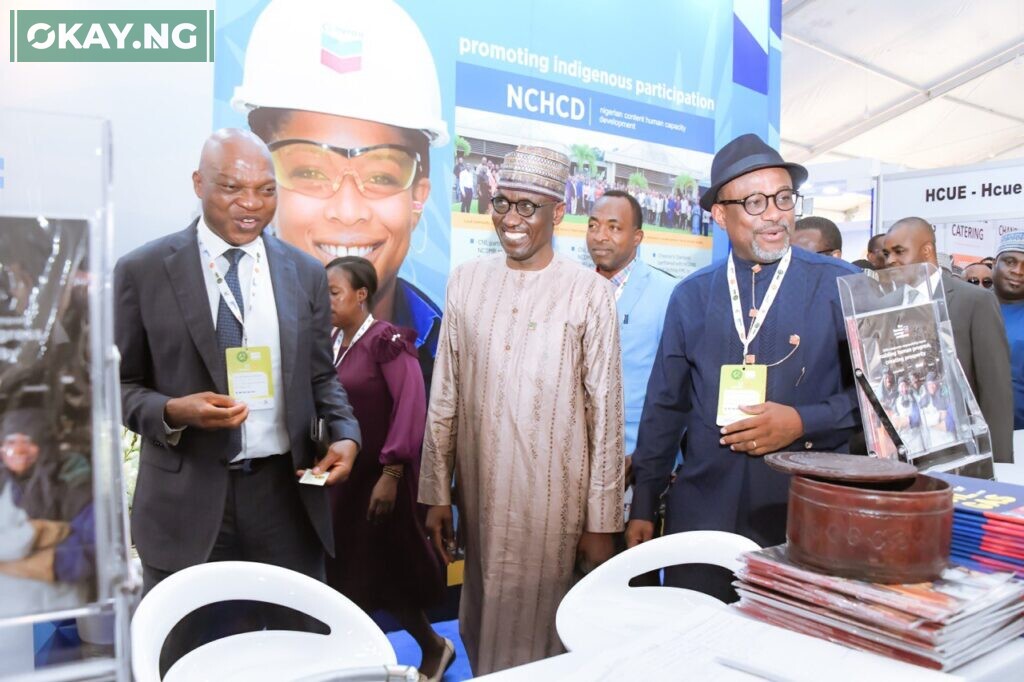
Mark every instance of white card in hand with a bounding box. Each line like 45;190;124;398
299;469;328;486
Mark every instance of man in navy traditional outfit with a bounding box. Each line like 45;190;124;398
626;134;860;599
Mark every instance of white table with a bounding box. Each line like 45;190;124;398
478;591;1024;681
955;638;1024;681
480;644;1024;682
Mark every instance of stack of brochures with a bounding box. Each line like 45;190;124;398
734;545;1024;670
931;472;1024;577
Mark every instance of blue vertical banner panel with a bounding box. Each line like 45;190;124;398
732;14;769;95
212;0;780;332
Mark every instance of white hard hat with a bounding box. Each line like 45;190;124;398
232;0;449;147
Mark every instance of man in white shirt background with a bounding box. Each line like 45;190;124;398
459;163;475;213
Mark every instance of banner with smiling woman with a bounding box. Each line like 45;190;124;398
213;0;783;359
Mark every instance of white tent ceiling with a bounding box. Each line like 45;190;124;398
780;0;1024;170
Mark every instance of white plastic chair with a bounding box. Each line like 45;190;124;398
556;530;760;652
131;561;399;682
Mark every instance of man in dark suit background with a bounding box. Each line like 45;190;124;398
792;216;843;259
882;217;1013;462
866;233;887;270
115;129;361;668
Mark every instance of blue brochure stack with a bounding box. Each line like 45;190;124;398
931;473;1024;578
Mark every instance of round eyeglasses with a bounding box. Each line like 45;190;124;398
717;189;801;216
967;277;993;289
491;195;559;218
269;140;420;200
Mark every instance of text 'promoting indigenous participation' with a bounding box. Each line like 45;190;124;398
457;36;716;114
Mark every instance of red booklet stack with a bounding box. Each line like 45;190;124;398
734;545;1024;671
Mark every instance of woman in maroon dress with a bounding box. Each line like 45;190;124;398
325;256;453;681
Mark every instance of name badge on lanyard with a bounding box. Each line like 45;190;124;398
200;234;276;410
226;346;275;410
716;249;791;425
717;364;767;426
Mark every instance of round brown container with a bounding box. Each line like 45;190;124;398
785;473;952;583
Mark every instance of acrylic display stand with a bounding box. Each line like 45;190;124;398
838;263;993;479
0;109;136;681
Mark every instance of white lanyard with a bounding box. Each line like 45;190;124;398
333;314;375;367
199;235;263;344
726;248;791;364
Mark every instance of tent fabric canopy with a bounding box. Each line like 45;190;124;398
781;0;1024;170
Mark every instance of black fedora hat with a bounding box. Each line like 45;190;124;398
699;133;807;211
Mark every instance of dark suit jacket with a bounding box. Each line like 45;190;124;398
943;272;1014;462
115;220;361;572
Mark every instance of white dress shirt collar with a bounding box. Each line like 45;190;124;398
908;268;943;303
198;217;263;261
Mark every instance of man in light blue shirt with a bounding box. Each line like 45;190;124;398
587;190;677;504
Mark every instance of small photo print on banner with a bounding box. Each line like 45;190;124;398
451;61;715;278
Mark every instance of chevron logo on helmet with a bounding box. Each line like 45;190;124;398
320;25;362;74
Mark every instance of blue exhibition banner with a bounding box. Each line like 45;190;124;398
213;0;782;336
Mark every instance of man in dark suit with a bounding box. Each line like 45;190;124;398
883;217;1013;462
115;129;361;667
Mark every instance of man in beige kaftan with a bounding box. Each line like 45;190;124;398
419;146;624;675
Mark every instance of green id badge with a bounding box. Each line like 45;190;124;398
716;364;766;426
226;345;274;410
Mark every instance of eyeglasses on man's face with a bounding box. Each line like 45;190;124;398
717;189;801;216
966;276;993;288
491;195;559;218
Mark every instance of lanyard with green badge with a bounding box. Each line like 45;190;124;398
717;248;792;426
199;235;276;410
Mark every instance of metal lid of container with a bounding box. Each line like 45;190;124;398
765;451;918;483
